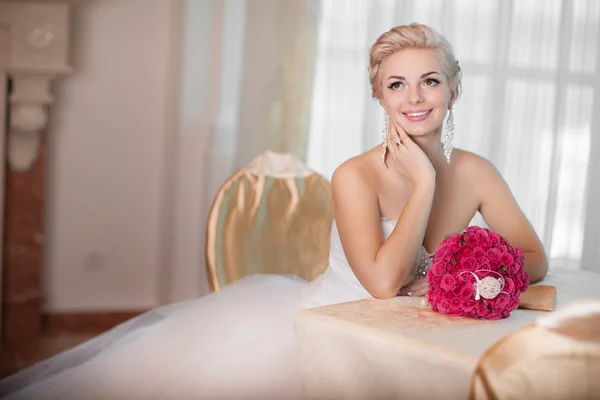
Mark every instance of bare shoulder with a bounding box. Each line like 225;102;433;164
452;148;502;183
331;153;378;192
330;152;379;217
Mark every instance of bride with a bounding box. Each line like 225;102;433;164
0;23;548;399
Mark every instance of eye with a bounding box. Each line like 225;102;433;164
388;81;403;90
423;78;440;87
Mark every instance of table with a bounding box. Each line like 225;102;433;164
294;268;600;400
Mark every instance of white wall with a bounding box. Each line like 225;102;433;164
44;0;181;311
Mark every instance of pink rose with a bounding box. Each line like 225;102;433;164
489;232;501;245
487;248;502;262
482;238;493;249
508;297;520;311
471;247;486;261
475;302;488;318
516;248;524;260
429;275;442;289
519;275;529;292
452;283;463;296
500;252;514;267
448;234;461;245
486;312;502;320
441;250;453;263
429;262;445;277
492;293;510;311
514;272;528;291
448;242;460;253
442;292;455;301
461;298;477;312
503;277;515;294
451;297;461;308
438;299;452;313
520;272;530;288
467;234;480;248
477;230;489;242
460;257;478;271
459;284;474;300
448;308;465;317
440;275;457;291
491;263;503;274
448;257;460;272
478;260;491;271
459;272;476;287
478;263;493;274
427;291;440;305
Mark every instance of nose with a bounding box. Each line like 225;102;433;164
408;85;424;104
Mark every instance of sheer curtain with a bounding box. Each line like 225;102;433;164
168;0;321;300
306;0;600;272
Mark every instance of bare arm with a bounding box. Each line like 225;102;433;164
475;157;549;283
331;164;435;299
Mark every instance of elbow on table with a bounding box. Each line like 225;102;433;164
368;281;401;300
527;251;549;284
529;262;549;284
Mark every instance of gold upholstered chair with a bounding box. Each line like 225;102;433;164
470;300;600;400
205;151;333;291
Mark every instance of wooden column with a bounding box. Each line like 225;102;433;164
0;1;72;346
3;134;47;344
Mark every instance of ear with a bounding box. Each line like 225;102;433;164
448;90;456;110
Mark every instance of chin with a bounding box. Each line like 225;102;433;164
403;124;438;137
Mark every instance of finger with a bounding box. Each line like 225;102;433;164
407;285;429;297
406;280;429;295
386;122;401;163
393;120;413;147
389;119;403;149
398;279;427;296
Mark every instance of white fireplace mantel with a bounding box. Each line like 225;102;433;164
0;0;75;171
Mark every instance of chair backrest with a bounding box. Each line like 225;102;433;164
470;300;600;400
205;151;333;291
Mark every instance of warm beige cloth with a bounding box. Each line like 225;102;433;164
294;268;600;400
470;301;600;400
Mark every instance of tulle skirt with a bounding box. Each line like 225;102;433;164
0;274;311;400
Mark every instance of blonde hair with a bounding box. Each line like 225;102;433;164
369;23;462;101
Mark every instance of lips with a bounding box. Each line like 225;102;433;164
403;109;432;122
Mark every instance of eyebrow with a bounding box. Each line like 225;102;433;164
386;71;440;81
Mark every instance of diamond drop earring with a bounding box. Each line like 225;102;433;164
442;108;455;164
382;113;389;168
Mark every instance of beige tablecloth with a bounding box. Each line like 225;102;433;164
294;268;600;400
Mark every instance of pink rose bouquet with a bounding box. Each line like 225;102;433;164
426;226;529;320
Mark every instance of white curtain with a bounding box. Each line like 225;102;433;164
169;0;321;300
306;0;600;272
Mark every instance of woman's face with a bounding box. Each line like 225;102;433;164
379;48;452;136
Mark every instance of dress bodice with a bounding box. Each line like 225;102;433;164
300;218;434;308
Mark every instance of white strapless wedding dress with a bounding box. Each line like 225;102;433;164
0;218;433;399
